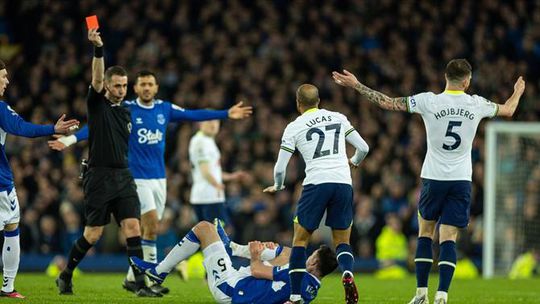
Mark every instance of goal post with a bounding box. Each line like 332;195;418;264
483;122;540;278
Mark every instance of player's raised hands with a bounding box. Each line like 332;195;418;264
332;69;360;88
228;101;253;119
48;135;68;151
514;76;525;96
87;29;103;47
54;114;80;134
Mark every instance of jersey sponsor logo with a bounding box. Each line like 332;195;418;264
135;117;143;124
305;115;332;128
137;128;163;145
157;114;166;125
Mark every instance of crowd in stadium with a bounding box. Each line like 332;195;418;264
1;0;539;272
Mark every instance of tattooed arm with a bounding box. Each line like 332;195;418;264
333;69;408;112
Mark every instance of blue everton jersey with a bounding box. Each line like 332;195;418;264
0;101;54;190
76;99;228;179
232;266;321;304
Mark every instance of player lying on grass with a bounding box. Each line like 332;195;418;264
130;219;338;304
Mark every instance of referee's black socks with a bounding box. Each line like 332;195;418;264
61;236;93;280
126;236;145;289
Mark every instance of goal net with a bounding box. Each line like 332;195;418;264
483;122;540;278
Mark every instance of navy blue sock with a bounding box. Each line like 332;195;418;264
336;243;354;275
438;241;457;292
289;246;306;299
415;237;433;288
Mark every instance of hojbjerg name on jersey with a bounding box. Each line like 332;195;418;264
137;128;163;144
434;107;475;120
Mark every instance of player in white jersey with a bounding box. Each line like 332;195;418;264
263;84;369;304
188;120;246;225
333;59;525;304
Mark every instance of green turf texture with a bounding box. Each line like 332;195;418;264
10;273;540;303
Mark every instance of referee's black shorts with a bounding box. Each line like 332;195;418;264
82;167;140;226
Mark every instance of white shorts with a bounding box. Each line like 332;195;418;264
135;179;166;219
0;187;20;230
203;242;251;304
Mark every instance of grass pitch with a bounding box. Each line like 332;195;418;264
11;273;540;303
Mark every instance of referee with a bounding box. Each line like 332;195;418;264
55;29;160;297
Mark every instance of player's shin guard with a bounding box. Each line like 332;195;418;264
288;246;306;302
438;241;457;293
415;237;433;290
142;239;158;263
2;229;20;292
62;236;92;280
336;243;354;277
156;230;200;274
126;236;145;289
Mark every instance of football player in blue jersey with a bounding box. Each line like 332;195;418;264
48;70;252;294
130;219;338;304
0;59;79;299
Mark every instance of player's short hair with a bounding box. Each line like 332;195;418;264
316;245;338;277
0;59;5;70
296;84;320;108
445;59;472;82
104;65;128;82
135;70;158;84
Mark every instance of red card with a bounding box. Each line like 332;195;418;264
85;15;99;30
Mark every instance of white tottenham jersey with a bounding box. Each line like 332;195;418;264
407;90;498;181
280;108;355;185
189;132;224;204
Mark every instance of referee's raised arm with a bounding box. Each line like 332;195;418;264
88;29;104;92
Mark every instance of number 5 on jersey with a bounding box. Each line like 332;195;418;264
443;120;462;150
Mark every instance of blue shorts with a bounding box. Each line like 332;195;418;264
192;203;230;226
295;183;353;231
418;178;472;228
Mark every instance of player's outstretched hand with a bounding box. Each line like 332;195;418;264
54;114;80;134
228;101;253;119
332;69;360;88
88;29;103;47
514;76;525;96
262;185;284;193
48;135;67;151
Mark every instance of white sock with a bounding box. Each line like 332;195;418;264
2;229;20;293
156;234;200;274
261;247;281;261
416;287;428;297
231;242;250;258
435;291;448;301
231;242;281;261
142;239;158;263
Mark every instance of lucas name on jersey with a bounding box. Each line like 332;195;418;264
434;107;475;120
305;115;333;128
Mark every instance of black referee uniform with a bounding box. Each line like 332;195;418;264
83;86;140;226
